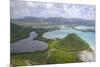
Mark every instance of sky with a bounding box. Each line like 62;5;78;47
10;0;95;20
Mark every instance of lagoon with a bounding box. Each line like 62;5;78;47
11;32;48;53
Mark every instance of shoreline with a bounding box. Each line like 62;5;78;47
78;48;95;62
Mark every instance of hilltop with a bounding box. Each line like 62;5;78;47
52;33;91;52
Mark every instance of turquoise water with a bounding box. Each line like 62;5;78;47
75;26;95;30
43;26;95;50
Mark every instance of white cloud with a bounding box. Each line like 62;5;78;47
10;1;95;20
26;2;35;7
12;0;96;5
46;3;54;8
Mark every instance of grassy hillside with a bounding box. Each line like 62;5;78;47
52;33;90;52
47;49;80;64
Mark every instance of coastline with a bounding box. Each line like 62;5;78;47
78;50;95;62
79;42;95;62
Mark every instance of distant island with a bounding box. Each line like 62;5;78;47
11;17;95;26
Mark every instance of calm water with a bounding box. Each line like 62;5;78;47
43;25;95;50
11;32;48;53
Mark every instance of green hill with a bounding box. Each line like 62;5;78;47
52;33;90;52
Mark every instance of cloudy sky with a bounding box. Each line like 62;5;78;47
10;0;95;20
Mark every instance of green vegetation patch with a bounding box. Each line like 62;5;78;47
46;49;81;64
11;23;55;43
11;51;48;66
52;33;90;52
33;28;54;43
11;23;33;43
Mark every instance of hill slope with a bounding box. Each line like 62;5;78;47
52;33;90;52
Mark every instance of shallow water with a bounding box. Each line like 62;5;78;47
75;26;95;30
79;50;95;62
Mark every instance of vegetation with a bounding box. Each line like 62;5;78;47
47;49;81;64
11;23;91;66
11;51;48;65
11;23;33;43
33;28;54;43
52;33;90;52
11;23;56;43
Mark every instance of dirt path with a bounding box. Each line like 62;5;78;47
43;49;56;64
53;48;81;53
25;60;32;66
